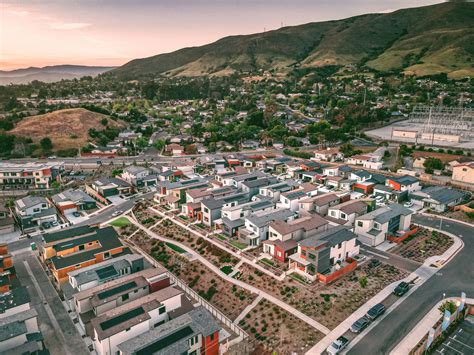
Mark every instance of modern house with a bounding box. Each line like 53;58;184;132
386;175;421;193
354;204;413;246
41;226;129;284
299;192;344;216
121;167;153;188
409;186;465;212
89;178;133;200
288;226;360;283
278;183;318;212
116;306;220;355
200;192;249;227
63;254;146;304
91;287;184;355
238;208;296;246
263;214;329;262
326;200;370;227
221;199;274;237
52;189;97;214
14;196;57;232
258;180;298;203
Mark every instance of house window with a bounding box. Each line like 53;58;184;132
340;213;347;220
122;294;129;302
79;245;85;251
301;250;306;256
210;333;215;341
189;335;199;346
104;252;110;259
374;222;381;230
330;210;336;217
159;306;166;314
357;221;363;227
308;253;316;260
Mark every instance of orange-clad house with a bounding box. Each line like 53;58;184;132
40;225;128;285
0;243;15;293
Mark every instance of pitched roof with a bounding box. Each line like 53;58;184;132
270;215;328;235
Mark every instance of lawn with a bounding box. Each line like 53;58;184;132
165;242;186;254
229;240;247;250
109;217;130;227
220;265;234;275
259;258;275;267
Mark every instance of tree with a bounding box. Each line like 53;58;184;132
40;137;53;151
154;139;165;152
0;134;15;156
423;157;444;173
340;143;355;157
100;118;108;126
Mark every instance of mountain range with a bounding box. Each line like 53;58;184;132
113;2;474;79
0;65;115;85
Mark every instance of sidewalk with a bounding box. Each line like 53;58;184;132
390;297;474;355
129;216;331;335
306;225;464;354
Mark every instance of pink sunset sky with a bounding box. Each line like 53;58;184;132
1;0;443;71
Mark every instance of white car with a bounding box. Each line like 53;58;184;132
375;195;384;201
404;201;414;208
112;210;123;217
326;336;349;354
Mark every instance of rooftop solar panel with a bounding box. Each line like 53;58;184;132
100;307;145;331
96;265;118;280
97;281;137;300
135;326;194;355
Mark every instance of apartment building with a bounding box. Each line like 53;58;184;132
41;226;128;284
0;162;63;189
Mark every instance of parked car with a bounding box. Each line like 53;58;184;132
112;210;123;217
404;201;414;208
50;221;59;227
393;281;410;296
375;195;384;201
42;222;51;229
326;336;349;354
366;303;385;320
353;254;367;263
369;259;381;268
47;155;57;159
350;316;370;333
72;211;81;218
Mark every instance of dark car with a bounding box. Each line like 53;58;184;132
350;316;370;333
366;303;385;320
393;281;410;296
369;259;381;268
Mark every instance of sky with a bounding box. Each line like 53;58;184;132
1;0;445;71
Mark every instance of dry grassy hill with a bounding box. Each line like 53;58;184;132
10;108;126;150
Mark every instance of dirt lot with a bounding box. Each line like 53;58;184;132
153;219;239;268
131;231;255;321
238;299;323;354
390;228;453;262
238;262;407;329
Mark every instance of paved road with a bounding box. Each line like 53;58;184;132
348;215;474;355
360;245;422;273
14;252;89;355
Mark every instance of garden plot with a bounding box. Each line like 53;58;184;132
111;218;138;238
238;299;323;354
153;220;239;268
131;233;256;321
133;202;161;226
390;228;453;262
238;262;407;329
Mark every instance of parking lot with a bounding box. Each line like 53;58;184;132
435;316;474;355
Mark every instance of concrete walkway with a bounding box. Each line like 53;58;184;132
150;206;285;281
391;297;474;355
129;217;331;335
307;226;464;354
234;294;264;324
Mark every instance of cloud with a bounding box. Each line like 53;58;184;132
50;22;91;30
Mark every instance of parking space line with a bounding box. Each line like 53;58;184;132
443;342;464;354
449;336;474;350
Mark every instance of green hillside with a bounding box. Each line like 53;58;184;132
113;2;474;79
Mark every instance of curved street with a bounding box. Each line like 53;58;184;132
348;215;474;355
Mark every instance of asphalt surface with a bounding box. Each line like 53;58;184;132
434;316;474;355
360;245;422;273
348;215;474;355
14;252;89;355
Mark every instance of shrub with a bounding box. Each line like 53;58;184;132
359;276;368;288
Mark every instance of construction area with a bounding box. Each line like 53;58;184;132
366;106;474;149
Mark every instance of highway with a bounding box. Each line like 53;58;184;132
348;215;474;355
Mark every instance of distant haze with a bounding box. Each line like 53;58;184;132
1;0;443;70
